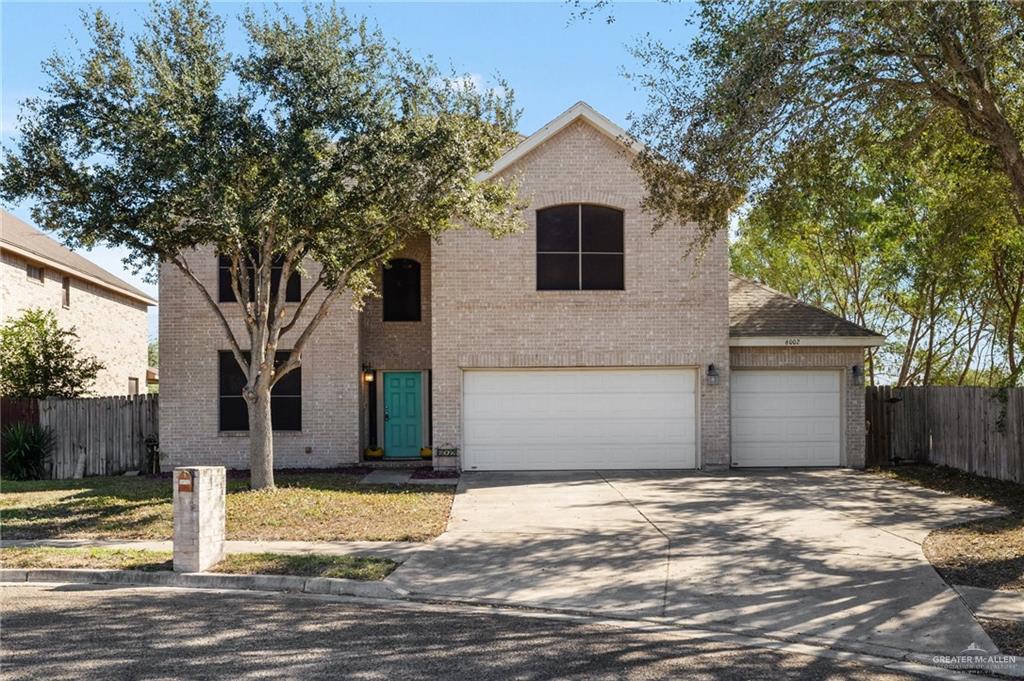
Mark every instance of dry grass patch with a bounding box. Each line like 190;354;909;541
0;473;453;542
0;547;172;571
212;553;395;580
0;547;395;580
875;465;1023;592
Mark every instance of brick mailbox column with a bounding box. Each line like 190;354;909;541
173;466;226;572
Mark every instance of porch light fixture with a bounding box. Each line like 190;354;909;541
362;364;375;382
706;364;720;386
851;364;863;386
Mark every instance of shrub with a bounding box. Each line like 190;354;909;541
1;423;54;480
0;309;104;398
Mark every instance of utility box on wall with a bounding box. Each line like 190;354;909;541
172;466;226;572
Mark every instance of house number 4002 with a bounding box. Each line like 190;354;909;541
785;338;801;346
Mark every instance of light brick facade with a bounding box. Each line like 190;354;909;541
159;249;361;469
1;250;149;396
431;119;732;466
158;104;875;472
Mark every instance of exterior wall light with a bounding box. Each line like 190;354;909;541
362;364;375;382
851;364;863;386
706;364;720;386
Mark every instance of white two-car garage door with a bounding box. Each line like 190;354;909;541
731;369;841;467
462;368;697;471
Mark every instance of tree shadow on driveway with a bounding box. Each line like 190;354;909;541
390;469;1007;661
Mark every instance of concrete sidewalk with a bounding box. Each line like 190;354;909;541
1;539;425;561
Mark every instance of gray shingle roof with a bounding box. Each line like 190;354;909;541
729;275;880;338
1;210;156;304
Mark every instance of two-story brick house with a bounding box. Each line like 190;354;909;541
160;102;882;472
1;210;156;396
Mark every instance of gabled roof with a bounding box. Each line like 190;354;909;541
1;210;157;306
478;101;641;181
729;275;884;346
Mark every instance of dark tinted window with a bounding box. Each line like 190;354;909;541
581;254;625;290
218;351;301;431
218;254;300;304
581;205;624;253
536;204;624;290
536;205;579;251
537;254;579;290
382;259;421;322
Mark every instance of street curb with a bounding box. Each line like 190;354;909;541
0;568;406;600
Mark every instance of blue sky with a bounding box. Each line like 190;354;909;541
2;1;697;337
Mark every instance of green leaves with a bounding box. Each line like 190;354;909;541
0;0;524;484
630;0;1024;245
0;309;105;398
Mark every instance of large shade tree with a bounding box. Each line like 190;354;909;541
731;116;1024;386
627;1;1024;243
613;0;1024;384
1;1;523;489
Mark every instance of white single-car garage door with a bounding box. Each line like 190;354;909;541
731;369;841;467
462;368;697;470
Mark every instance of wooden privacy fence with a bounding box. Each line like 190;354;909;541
866;386;1023;483
1;397;39;428
39;395;158;479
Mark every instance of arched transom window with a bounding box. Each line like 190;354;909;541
536;204;624;290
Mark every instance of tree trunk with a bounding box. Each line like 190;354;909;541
247;385;275;490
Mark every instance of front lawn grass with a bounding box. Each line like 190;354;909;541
0;547;395;580
0;472;453;542
874;464;1024;592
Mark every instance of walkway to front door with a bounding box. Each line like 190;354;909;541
383;371;422;458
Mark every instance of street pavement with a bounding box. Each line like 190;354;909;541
0;584;945;681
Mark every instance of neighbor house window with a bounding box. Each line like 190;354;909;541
382;259;421;322
62;276;71;308
218;351;301;431
536;204;624;290
128;377;139;395
217;255;300;304
26;264;44;283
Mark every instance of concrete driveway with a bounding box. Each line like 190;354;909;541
390;470;1004;663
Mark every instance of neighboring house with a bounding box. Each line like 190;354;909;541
160;102;883;472
1;210;157;396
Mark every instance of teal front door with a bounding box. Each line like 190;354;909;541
383;372;422;458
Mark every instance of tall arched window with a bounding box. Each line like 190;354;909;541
382;259;421;321
536;204;624;290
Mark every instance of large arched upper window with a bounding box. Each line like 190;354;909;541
382;258;422;321
536;204;624;290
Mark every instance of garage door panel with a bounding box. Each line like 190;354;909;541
464;393;696;421
463;368;697;471
732;442;840;468
467;443;696;471
465;416;696;445
732;418;840;443
732;370;839;394
731;369;841;467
